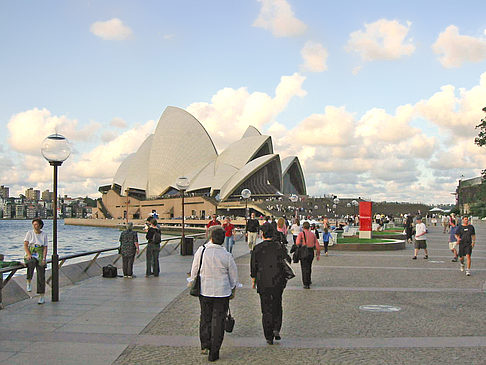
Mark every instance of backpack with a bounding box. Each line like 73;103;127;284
152;228;162;245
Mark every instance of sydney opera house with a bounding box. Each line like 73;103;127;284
97;106;306;220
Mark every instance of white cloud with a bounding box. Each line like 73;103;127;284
109;117;128;128
187;73;306;151
7;108;99;155
432;25;486;68
253;0;307;37
90;18;133;41
352;66;362;75
300;41;328;72
346;19;415;61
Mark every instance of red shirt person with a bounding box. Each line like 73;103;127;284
222;217;236;253
206;214;221;237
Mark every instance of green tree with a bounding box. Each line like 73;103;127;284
474;107;486;179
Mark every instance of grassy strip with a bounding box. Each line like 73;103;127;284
373;231;403;235
337;237;395;244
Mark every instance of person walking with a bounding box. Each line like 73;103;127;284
222;217;235;253
296;221;320;289
145;218;161;277
190;226;238;362
119;222;140;278
23;218;48;304
448;218;459;262
455;216;476;276
290;218;302;244
245;212;260;251
310;223;320;241
251;224;290;345
412;216;428;260
441;215;449;234
321;225;332;256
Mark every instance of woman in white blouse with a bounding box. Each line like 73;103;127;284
23;218;48;304
190;226;238;362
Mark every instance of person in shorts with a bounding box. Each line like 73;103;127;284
412;216;428;260
448;218;459;262
455;216;476;276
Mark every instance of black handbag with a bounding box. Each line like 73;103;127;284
224;307;235;333
102;264;117;278
190;245;206;297
290;243;299;263
282;259;295;280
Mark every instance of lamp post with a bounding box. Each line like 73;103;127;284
352;200;359;224
41;133;71;302
176;176;190;254
290;194;298;220
241;189;251;220
333;197;339;227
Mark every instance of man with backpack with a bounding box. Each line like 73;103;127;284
146;218;161;277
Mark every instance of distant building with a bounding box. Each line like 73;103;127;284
42;189;54;201
0;185;9;199
25;188;40;201
15;204;25;218
456;176;485;215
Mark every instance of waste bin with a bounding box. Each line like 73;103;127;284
181;237;194;256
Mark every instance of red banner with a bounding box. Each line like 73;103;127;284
359;201;372;232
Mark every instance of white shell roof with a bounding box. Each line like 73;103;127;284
281;156;298;176
219;154;280;201
113;134;154;194
147;106;218;197
242;125;261;138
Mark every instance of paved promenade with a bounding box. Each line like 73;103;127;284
1;225;485;364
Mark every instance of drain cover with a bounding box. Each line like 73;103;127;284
359;305;401;312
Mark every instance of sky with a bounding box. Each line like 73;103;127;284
1;0;486;204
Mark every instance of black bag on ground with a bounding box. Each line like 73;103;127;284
224;307;235;333
102;264;118;278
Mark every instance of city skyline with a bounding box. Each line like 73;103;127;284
1;0;486;204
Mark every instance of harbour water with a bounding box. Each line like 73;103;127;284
0;219;152;263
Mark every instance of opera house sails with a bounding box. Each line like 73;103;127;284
97;106;306;220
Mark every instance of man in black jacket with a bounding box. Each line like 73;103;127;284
245;212;260;251
250;224;290;344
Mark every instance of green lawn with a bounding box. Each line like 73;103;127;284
373;230;403;235
337;237;395;244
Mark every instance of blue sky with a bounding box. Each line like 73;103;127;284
1;0;486;204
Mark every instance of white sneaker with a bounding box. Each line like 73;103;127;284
38;296;45;305
466;270;471;276
26;282;32;292
460;263;465;272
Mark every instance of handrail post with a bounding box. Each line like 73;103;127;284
0;274;3;310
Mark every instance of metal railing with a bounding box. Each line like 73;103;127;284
0;232;206;309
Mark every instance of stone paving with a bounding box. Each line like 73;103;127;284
1;224;485;364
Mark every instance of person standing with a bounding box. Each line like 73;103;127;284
119;222;140;278
251;224;290;345
145;218;161;277
412;216;428;260
245;212;260;251
290;218;302;244
190;226;238;362
455;216;476;276
310;223;320;241
24;218;48;304
405;214;414;244
205;214;221;238
441;215;449;234
296;221;320;289
222;217;235;253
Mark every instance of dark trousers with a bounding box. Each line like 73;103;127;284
199;296;229;355
146;244;160;276
26;258;46;294
300;250;314;286
323;241;329;253
122;255;135;276
259;287;283;341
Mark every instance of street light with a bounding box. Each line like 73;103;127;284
290;194;298;220
241;188;251;219
333;197;339;227
352;200;359;222
41;133;71;302
176;176;190;255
